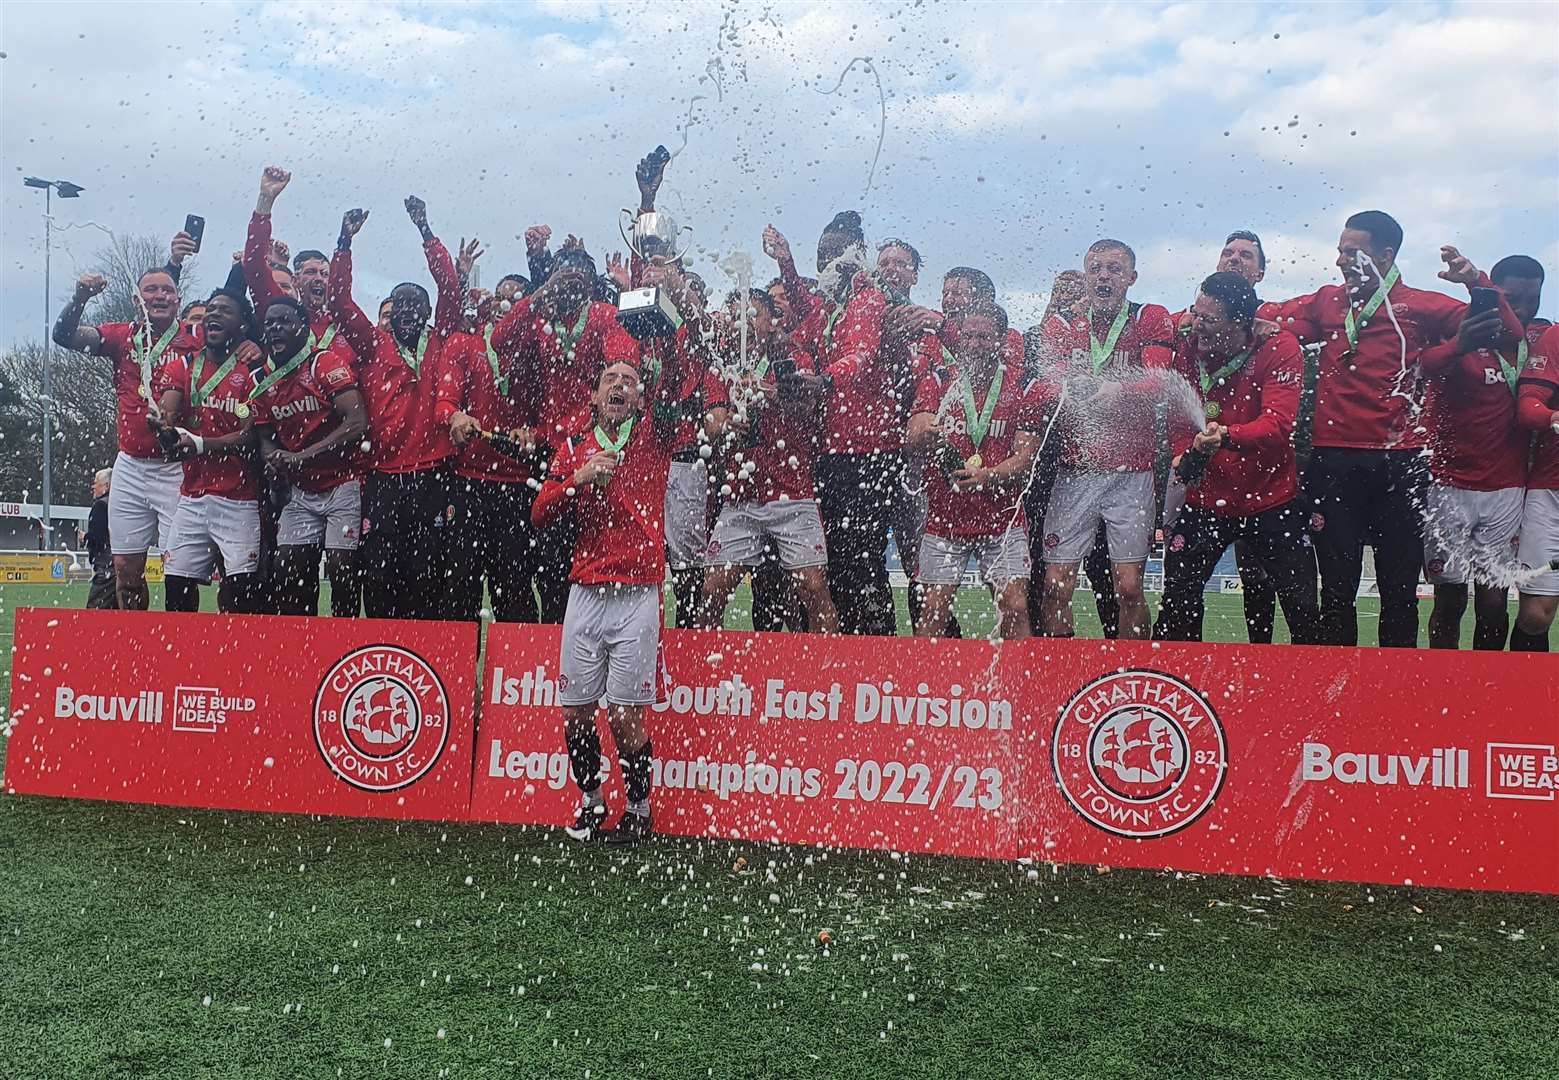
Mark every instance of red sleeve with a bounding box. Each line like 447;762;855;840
491;295;534;353
1226;335;1303;453
910;370;942;417
601;306;640;366
424;238;462;336
153;356;188;401
433;335;472;424
1271;289;1324;345
1003;328;1025;373
824;287;886;384
243;212;282;313
1517;381;1558;431
1419;339;1463;377
531;440;582;529
1136;304;1176;370
316;347;358;395
778;256;817;331
1033;314;1070;377
327;246;376;360
96;322;132;362
1018;378;1060;433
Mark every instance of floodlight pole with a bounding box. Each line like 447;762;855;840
24;176;84;549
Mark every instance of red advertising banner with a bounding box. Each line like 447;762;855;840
472;623;1031;859
1018;641;1559;894
4;608;479;821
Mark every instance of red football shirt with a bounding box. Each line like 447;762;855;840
154;354;259;501
1034;301;1176;472
328;240;458;474
435;329;539;485
793;284;922;456
1420;319;1546;491
1272;280;1469;451
97;322;191;460
251;345;359;493
1170;331;1304;516
911;359;1056;539
710;351;820;505
1520;323;1559;491
490;297;640;448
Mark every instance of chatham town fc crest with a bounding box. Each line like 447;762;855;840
1052;670;1227;838
314;645;450;792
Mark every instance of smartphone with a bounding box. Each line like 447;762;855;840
1467;287;1500;318
183;214;206;253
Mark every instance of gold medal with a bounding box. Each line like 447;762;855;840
236;403;251;420
1204;402;1221;421
965;453;983;470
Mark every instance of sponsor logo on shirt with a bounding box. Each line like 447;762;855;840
268;395;327;421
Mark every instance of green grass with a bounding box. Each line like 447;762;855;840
2;583;1556;1079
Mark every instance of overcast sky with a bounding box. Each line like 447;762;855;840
3;0;1556;348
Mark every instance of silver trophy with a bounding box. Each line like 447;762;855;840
616;208;693;340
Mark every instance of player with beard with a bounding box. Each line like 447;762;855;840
244;168;349;354
1036;239;1175;640
54;250;191;610
149;290;266;614
1155;273;1319;643
794;211;909;636
1419;252;1546;649
1165;230;1283;643
327;196;462;621
252;295;368;616
1515;314;1559;652
1272;212;1520;647
490;244;639;623
907;302;1053;640
532;347;697;845
699;288;839;633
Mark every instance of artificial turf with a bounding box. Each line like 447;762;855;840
2;583;1555;1079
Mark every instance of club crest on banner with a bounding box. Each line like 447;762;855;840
314;645;450;793
1052;669;1227;839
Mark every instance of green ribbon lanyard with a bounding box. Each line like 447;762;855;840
753;356;770;380
594;417;634;455
1088;304;1131;374
1496;339;1528;397
1198;347;1253;397
250;341;313;401
484;323;509;395
959;364;1005;452
397;328;430;377
822;303;846;353
134;321;179;399
939;344;955;368
307;324;337;352
553;305;590;357
190;348;239;410
1343;263;1401;350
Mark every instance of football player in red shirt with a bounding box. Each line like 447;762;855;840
491;246;640;623
1420;252;1546;650
252;296;368;616
1035;239;1176;640
149;290;266;614
1272;211;1515;647
531;346;697;845
1154;273;1319;643
699;288;839;633
327;196;462;621
906;303;1054;640
1506;265;1556;651
244;167;352;366
53;250;191;611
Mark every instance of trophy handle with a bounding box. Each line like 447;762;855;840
618;209;639;256
670;225;694;264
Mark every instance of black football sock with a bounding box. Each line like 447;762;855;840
1509;626;1551;652
621;740;654;817
566;725;603;794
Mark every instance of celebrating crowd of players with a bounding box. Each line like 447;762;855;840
50;155;1559;838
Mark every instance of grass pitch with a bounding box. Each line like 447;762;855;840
2;583;1555;1079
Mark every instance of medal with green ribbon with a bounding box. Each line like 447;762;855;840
307;324;337;352
1343;263;1401;351
553;305;590;361
958;363;1005;469
484;323;508;396
189;347;239;429
397;327;429;377
134;321;179;402
1496;339;1528;397
822;303;846;354
593;417;633;486
1197;345;1253;422
1088;304;1131;374
249;341;314;401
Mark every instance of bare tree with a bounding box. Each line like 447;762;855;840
0;340;117;506
86;231;201;326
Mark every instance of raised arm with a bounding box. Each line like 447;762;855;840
404;196;461;334
327;209;376;358
244;166;292;312
821;286;887;386
763;225;816;330
53;274;108;353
